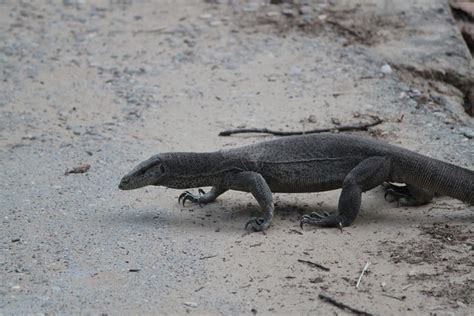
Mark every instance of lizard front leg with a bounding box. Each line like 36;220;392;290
223;171;274;232
178;187;227;207
301;156;392;228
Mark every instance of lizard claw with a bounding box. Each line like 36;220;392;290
245;217;269;233
300;212;339;229
178;190;203;207
178;191;191;205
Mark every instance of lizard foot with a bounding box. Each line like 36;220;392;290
300;212;344;229
178;189;206;207
384;187;410;203
245;217;270;233
384;184;433;206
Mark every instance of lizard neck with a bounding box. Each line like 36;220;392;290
160;151;239;189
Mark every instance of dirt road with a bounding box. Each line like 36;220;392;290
1;0;473;314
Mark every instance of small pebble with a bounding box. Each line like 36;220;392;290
209;20;221;27
331;118;341;125
266;11;280;17
299;5;312;15
407;99;417;107
380;64;392;75
409;88;421;97
282;9;296;17
183;302;198;308
460;128;474;139
199;13;212;20
399;84;410;92
457;301;467;308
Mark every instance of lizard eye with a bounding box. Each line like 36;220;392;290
160;164;165;173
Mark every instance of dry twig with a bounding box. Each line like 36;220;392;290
219;117;383;137
298;259;330;272
356;261;370;288
319;293;373;315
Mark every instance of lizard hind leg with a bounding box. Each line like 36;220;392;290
301;156;392;229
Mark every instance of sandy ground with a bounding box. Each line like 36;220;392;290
1;0;473;314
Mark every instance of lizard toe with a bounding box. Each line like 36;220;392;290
301;214;348;228
308;211;330;219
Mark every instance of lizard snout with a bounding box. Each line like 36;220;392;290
118;176;131;190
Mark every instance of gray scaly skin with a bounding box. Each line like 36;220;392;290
119;134;474;231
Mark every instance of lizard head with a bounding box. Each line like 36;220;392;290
119;154;168;190
119;152;217;190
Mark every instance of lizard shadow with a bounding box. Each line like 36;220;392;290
112;194;473;231
112;202;278;233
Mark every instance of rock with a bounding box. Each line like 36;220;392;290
288;66;302;76
223;59;239;70
266;11;280;17
199;13;212;20
407;99;418;107
409;88;421;98
282;9;296;17
209;20;222;27
399;84;410;92
299;5;312;15
464;88;474;116
460;128;474;139
380;64;392;75
41;299;53;307
457;301;467;308
63;0;85;6
243;3;259;12
461;24;474;51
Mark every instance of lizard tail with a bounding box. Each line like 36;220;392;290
396;155;474;204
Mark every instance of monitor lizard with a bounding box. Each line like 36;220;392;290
119;134;473;231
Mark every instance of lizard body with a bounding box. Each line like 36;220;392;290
119;134;473;231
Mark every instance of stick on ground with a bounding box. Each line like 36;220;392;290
218;117;383;137
319;293;373;315
356;261;370;288
297;259;330;271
